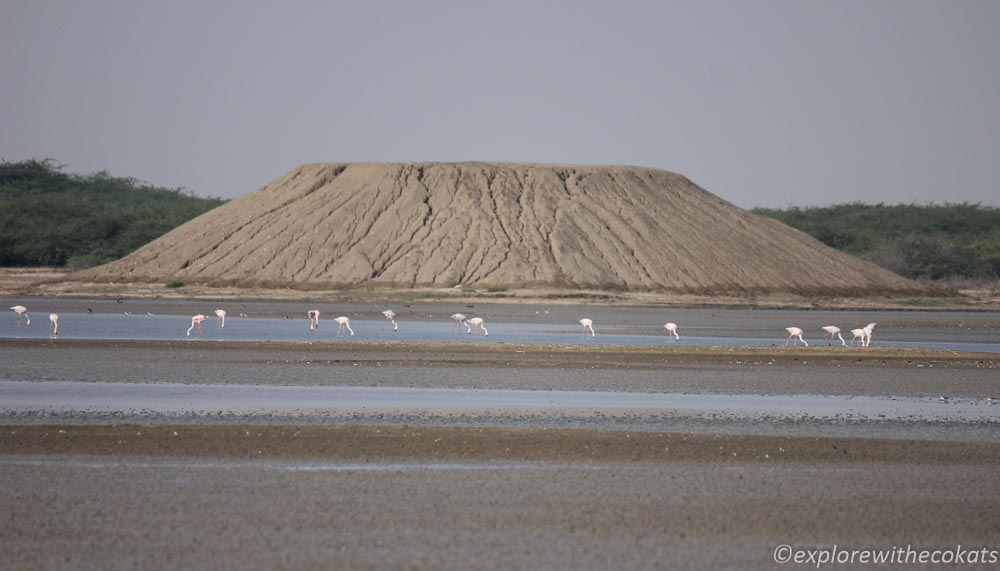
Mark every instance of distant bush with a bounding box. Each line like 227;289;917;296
0;159;226;268
754;203;1000;281
165;281;185;289
486;284;508;293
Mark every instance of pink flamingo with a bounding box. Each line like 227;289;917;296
467;317;488;336
187;314;208;336
382;310;398;332
308;310;320;331
664;322;680;341
785;327;808;346
334;316;355;336
214;309;227;328
10;305;29;326
579;318;596;337
821;326;846;346
450;313;469;334
49;313;59;336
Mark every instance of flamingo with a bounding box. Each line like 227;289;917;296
579;318;596;337
10;305;29;326
450;313;469;334
187;314;208;336
785;327;808;346
49;313;59;336
864;322;877;346
821;326;846;346
849;328;867;346
333;316;355;336
467;317;488;336
382;310;398;332
214;309;227;328
664;322;680;341
308;310;320;331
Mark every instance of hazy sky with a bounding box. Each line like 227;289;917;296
3;1;998;208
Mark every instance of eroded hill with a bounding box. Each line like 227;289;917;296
80;162;931;296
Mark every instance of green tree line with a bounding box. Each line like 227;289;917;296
754;203;1000;281
0;159;226;268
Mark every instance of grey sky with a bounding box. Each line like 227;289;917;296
3;0;998;208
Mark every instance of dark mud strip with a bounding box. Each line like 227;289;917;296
4;425;1000;465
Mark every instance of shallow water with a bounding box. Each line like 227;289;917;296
3;313;1000;353
0;455;593;473
2;380;996;423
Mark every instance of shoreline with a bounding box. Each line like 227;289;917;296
0;338;1000;369
3;268;998;311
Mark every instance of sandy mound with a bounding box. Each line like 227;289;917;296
80;162;930;296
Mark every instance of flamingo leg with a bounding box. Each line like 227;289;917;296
785;334;792;346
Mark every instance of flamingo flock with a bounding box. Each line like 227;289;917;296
785;323;877;347
7;303;886;348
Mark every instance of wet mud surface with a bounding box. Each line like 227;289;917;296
3;300;999;569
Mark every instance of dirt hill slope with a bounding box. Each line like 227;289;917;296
79;162;930;296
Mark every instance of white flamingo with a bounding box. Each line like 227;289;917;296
785;327;808;346
467;317;488;336
579;318;596;337
849;328;867;346
49;313;59;336
214;309;227;329
308;310;320;331
187;314;208;336
821;326;846;346
334;316;355;336
382;309;398;332
10;305;29;326
450;313;470;334
864;322;877;346
664;322;680;341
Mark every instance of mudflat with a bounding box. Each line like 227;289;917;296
2;425;999;570
3;304;998;570
2;339;996;398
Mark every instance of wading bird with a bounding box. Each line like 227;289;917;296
49;313;59;336
187;315;208;336
785;327;808;346
664;322;680;341
849;328;867;346
382;309;398;332
864;323;877;346
308;310;320;331
579;318;596;337
214;309;227;328
10;305;29;326
334;316;355;336
450;313;469;334
821;326;846;346
467;317;488;336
